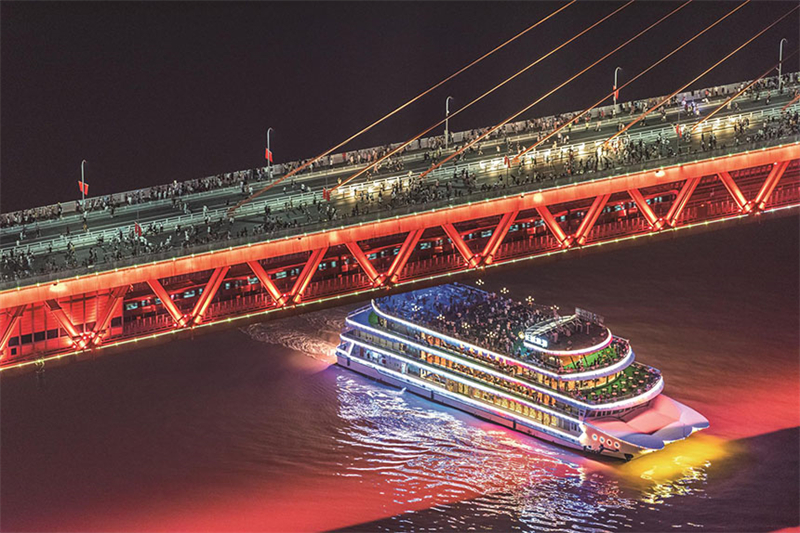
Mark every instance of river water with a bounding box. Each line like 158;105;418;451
2;216;798;533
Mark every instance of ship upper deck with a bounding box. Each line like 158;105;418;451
372;284;630;378
523;315;611;355
347;300;663;410
374;283;547;354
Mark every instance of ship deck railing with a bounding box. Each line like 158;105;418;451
375;294;631;376
355;307;658;407
342;329;582;434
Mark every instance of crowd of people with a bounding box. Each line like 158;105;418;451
3;76;800;283
373;284;652;405
4;73;796;231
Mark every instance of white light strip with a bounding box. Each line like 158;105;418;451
371;300;620;381
561;346;636;381
346;317;662;411
347;315;593;411
370;302;646;395
7;203;796;374
341;331;579;423
335;346;580;443
523;329;613;356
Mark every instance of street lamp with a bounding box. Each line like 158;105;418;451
613;67;622;106
80;159;87;204
266;127;274;178
779;38;788;92
445;96;454;149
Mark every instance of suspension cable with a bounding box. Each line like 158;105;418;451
602;3;800;148
230;1;575;214
513;1;749;164
690;47;798;133
418;0;691;181
330;0;635;194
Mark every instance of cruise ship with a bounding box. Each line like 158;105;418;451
335;283;708;461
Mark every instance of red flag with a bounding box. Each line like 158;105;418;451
134;222;142;237
78;181;89;195
613;86;619;101
675;124;681;137
265;148;273;163
503;156;509;167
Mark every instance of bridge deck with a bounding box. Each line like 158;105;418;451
1;74;799;372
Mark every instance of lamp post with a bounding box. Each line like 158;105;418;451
266;127;274;178
445;96;454;149
613;67;622;106
80;160;87;204
779;38;788;92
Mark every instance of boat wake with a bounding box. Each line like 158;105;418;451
333;375;640;531
240;306;355;363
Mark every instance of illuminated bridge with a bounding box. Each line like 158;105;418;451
1;74;799;374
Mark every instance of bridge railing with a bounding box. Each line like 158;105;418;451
7;100;798;259
3;73;795;228
2;132;797;292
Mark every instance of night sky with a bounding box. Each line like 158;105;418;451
2;1;798;213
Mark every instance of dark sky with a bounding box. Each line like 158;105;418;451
2;1;798;213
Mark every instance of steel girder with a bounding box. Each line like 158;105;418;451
2;143;795;311
0;143;798;370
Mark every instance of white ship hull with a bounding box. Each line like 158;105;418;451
336;350;633;460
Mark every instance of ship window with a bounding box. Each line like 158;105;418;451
125;302;139;311
248;277;259;285
34;331;46;342
183;290;196;298
481;230;492;238
46;329;59;339
614;441;620;448
275;271;287;279
420;242;431;250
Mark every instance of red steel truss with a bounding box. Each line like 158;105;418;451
0;306;26;360
1;142;798;369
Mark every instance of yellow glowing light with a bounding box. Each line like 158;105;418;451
618;434;735;487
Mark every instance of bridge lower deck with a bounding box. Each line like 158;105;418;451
1;140;798;373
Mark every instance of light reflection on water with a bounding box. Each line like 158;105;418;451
3;218;795;532
238;303;723;532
